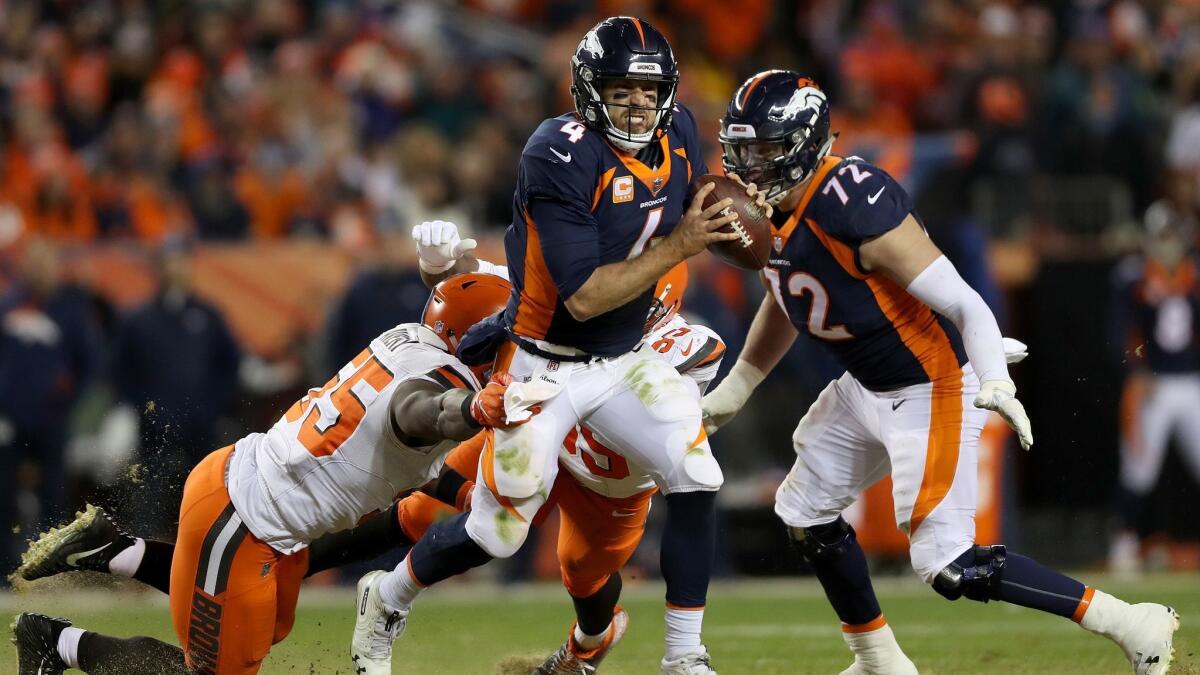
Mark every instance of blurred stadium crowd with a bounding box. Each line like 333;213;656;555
2;0;1200;580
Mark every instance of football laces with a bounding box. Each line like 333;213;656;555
721;206;753;248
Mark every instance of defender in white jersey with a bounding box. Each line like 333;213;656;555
12;274;519;675
360;246;726;674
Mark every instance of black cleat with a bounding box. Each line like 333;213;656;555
12;612;70;675
18;505;135;581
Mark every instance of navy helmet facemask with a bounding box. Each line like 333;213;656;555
571;16;679;153
720;70;836;205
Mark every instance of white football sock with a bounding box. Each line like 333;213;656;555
107;538;145;577
842;620;910;667
378;558;424;612
664;606;704;660
57;626;85;668
1079;589;1131;638
574;623;610;650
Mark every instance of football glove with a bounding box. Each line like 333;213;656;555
1002;337;1029;364
974;379;1033;450
467;373;536;429
701;360;766;435
413;220;477;274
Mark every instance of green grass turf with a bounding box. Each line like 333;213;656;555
3;574;1196;674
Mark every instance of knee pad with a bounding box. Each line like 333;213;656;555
931;545;1007;602
787;517;857;564
465;505;532;559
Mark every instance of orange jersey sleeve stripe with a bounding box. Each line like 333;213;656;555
673;147;692;183
863;274;963;535
434;366;470;391
593;167;617;211
842;614;887;634
513;209;556;341
804;218;867;280
695;339;726;368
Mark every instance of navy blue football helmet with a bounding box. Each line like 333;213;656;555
719;70;835;204
571;16;679;152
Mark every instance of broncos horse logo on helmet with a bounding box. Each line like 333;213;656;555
719;70;836;205
571;16;679;152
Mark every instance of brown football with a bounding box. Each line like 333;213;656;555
689;174;772;270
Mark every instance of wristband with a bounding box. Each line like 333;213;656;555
461;393;483;429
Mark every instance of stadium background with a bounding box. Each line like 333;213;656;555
0;1;1199;669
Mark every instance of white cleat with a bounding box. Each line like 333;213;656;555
660;645;717;674
1113;603;1179;675
351;570;407;675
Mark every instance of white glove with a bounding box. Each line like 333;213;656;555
700;360;766;435
412;220;477;274
1002;337;1029;364
974;379;1033;450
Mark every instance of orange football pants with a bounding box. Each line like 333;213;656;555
397;431;655;597
169;446;308;674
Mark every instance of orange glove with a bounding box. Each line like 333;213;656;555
466;372;536;429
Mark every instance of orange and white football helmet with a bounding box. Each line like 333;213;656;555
422;272;513;352
645;261;688;335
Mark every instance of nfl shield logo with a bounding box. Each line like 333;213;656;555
547;360;559;372
651;177;664;194
773;236;784;253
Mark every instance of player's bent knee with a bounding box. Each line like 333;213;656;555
562;569;610;598
928;544;1007;602
465;507;531;559
786;517;857;563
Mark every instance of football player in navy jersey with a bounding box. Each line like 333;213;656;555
703;70;1179;675
1108;200;1200;575
351;17;747;675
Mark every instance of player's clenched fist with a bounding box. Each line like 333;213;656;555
974;379;1033;450
467;372;534;429
413;220;477;273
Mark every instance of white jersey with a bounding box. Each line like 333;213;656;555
558;314;725;498
226;323;479;554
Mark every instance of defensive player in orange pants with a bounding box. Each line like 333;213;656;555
16;264;723;675
408;220;732;673
13;274;521;675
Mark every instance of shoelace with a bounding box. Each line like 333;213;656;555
367;610;401;657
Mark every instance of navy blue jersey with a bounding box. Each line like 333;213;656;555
1109;255;1200;374
765;155;968;392
503;105;708;356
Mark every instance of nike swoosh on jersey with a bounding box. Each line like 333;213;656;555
680;340;695;357
65;542;112;566
867;187;886;204
891;399;906;411
549;147;572;163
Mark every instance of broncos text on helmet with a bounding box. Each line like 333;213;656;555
571;16;679;152
720;70;835;205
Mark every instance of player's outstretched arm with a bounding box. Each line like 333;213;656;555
389;375;516;443
563;182;740;321
701;291;798;434
860;215;1033;449
413;220;510;287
